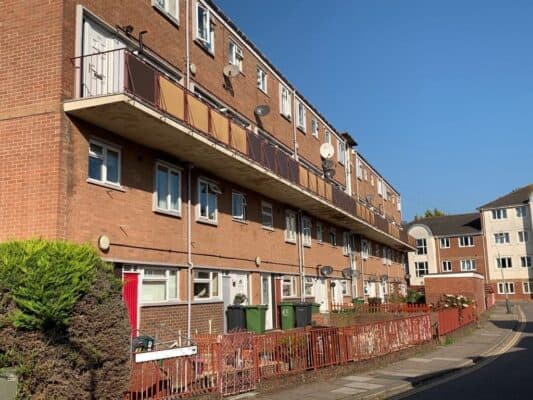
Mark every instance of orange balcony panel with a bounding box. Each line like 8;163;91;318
187;95;209;133
159;76;184;121
230;123;246;154
299;166;308;188
211;110;230;145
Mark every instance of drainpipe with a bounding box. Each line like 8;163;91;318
187;163;194;342
297;210;305;302
292;88;298;160
185;0;191;90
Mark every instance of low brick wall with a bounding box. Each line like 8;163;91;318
424;273;486;312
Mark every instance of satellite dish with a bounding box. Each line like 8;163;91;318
254;104;270;117
320;265;333;276
320;142;335;159
342;268;359;279
189;63;197;75
223;64;240;78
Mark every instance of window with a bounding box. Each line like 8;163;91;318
492;208;507;220
415;261;429;278
296;101;306;131
342;232;350;256
356;160;363;179
363;168;368;181
285;210;297;243
329;228;337;246
302;216;312;247
196;2;214;52
377;179;383;195
442;260;452;272
497;282;514;294
397;198;402;212
311;118;319;138
324;130;331;144
460;259;476;271
361;239;369;259
440;238;450;249
229;41;243;71
523;282;533;294
382;246;387;265
316;222;323;243
496;256;513;269
370;175;374;187
194;270;220;299
494;232;510;244
383;187;389;201
153;0;179;23
198;179;219;223
363;281;370;295
387;248;392;266
154;163;181;214
232;192;246;221
256;66;267;93
282;276;296;297
516;206;528;218
416;239;427;255
304;277;314;296
459;236;474;247
518;231;529;243
88;141;120;185
279;84;291;118
521;256;532;268
341;280;348;296
141;267;178;302
261;201;273;229
337;140;345;164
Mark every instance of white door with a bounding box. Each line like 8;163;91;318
222;271;249;333
261;274;273;330
332;280;344;304
316;278;329;312
83;19;125;97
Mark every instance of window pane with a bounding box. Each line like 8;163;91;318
170;171;180;210
106;149;119;183
196;271;209;279
199;182;208;217
168;270;177;299
208;191;216;220
142;281;166;302
211;273;218;297
194;282;209;298
89;155;103;180
232;193;243;219
144;268;166;277
157;166;169;209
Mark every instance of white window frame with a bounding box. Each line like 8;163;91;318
316;222;323;243
382;246;387;265
279;84;291;118
516;206;527;218
231;191;246;222
324;130;331;144
492;208;507;220
337;140;345;165
285;210;297;243
496;256;513;269
301;216;312;247
196;1;214;53
256;66;267;93
311;118;319;138
296;101;306;131
415;261;429;278
523;281;533;294
304;277;314;297
154;161;182;216
459;236;474;247
341;280;349;296
442;260;452;272
282;275;296;298
440;237;450;249
153;0;179;24
197;178;219;224
460;259;476;271
494;232;510;245
229;40;244;71
521;256;532;268
356;160;363;179
416;239;427;255
140;267;179;303
518;231;529;243
361;239;369;260
363;281;370;296
497;282;514;294
329;227;337;247
342;232;350;256
261;201;274;230
377;179;383;196
88;140;121;187
193;270;221;300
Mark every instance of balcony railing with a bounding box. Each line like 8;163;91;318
72;49;413;248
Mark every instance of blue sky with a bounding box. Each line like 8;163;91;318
216;0;532;221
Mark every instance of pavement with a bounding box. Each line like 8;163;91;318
247;304;523;400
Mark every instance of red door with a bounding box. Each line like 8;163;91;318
123;272;139;334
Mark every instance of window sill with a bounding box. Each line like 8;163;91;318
261;226;274;232
232;218;248;225
152;4;180;28
303;243;311;248
194;39;215;57
192;298;224;304
280;113;292;123
196;218;218;227
87;178;125;192
312;134;319;140
285;239;297;245
297;126;306;134
258;87;269;96
141;300;184;307
154;209;182;218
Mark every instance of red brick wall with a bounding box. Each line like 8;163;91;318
435;234;487;278
425;275;486;312
488;282;533;302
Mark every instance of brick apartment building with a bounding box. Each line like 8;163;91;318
479;184;533;301
0;0;414;339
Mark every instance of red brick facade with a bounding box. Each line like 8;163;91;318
424;273;486;312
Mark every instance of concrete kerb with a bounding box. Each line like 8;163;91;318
387;305;525;400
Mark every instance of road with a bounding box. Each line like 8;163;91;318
398;303;533;400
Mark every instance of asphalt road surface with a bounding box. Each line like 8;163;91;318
398;303;533;400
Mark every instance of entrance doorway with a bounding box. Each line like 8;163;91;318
222;271;249;332
261;274;273;330
315;278;329;312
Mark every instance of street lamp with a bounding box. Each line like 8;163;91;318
498;252;512;314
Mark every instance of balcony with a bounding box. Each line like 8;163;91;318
64;49;414;250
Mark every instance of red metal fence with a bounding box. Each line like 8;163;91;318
330;302;431;313
125;314;432;399
436;306;477;336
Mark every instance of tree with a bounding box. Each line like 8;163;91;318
414;208;446;220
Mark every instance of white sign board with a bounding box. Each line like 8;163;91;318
135;345;198;363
